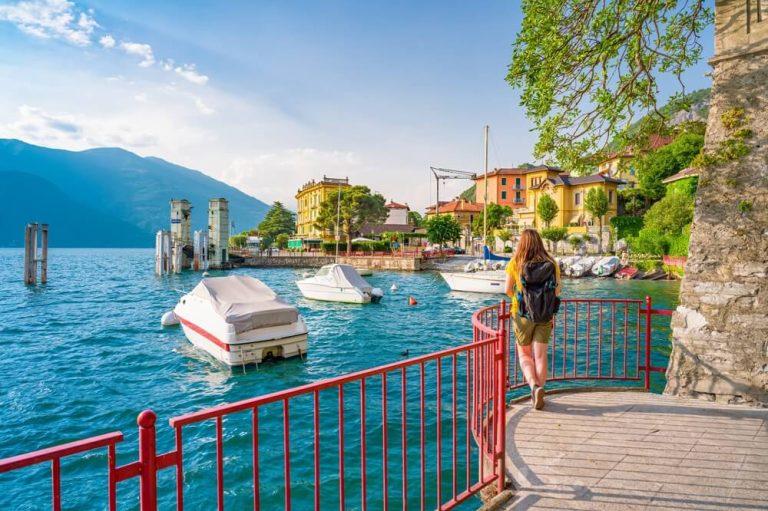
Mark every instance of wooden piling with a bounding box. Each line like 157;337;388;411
40;224;48;284
23;224;34;285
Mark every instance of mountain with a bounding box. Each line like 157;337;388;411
0;140;270;247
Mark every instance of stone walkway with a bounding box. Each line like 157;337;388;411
502;391;768;510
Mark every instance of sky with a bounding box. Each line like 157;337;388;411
0;0;715;214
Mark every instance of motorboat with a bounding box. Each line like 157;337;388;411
558;256;580;274
174;275;308;366
592;256;621;277
440;270;506;294
615;266;639;280
355;267;373;276
296;264;384;304
567;256;597;278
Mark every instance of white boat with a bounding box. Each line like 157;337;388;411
558;256;580;275
592;256;621;277
567;256;597;278
174;276;308;366
355;267;373;276
296;264;383;304
440;269;506;294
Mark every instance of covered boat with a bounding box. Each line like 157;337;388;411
567;256;597;278
440;270;506;294
558;256;580;275
174;276;308;366
592;256;621;277
296;264;384;304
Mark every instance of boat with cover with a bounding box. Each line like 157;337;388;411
567;256;597;278
174;275;308;366
296;264;383;303
592;256;621;277
558;256;580;275
440;257;507;294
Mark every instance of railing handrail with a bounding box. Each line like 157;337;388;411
0;431;123;473
171;337;497;426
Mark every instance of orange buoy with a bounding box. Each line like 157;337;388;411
408;296;417;306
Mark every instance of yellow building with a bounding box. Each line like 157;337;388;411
515;167;623;230
295;176;350;239
596;134;673;187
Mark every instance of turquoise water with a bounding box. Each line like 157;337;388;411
0;249;680;509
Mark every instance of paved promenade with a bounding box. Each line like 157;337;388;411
503;391;768;510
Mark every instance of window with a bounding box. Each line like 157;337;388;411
608;190;613;203
575;192;581;205
515;177;521;188
501;177;507;185
515;191;521;202
501;191;507;199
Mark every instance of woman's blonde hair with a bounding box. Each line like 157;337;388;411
513;229;555;270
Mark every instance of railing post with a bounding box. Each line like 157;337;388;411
138;410;158;511
494;300;507;493
644;296;652;391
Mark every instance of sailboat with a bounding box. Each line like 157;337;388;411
441;126;508;294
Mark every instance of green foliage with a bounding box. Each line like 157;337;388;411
628;228;670;256
507;0;712;170
258;202;296;240
667;225;691;257
643;193;694;236
610;215;644;240
229;233;247;249
275;233;290;249
497;230;512;243
459;184;476;202
540;227;568;254
568;234;584;250
536;194;558;227
665;177;698;197
407;210;423;227
425;214;462;246
585;187;609;250
321;241;391;253
315;186;388;252
618;188;647;217
636;133;704;201
472;203;513;235
738;200;753;215
690;107;753;169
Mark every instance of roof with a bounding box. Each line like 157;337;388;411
531;172;626;189
662;167;699;184
474;165;562;180
385;201;409;210
428;199;484;214
598;134;674;163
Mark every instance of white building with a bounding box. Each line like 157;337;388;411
384;201;409;225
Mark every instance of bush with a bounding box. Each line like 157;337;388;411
628;228;669;255
322;241;391;253
503;246;513;253
667;225;691;256
610;215;644;240
643;193;694;236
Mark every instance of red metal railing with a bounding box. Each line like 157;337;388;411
0;327;508;509
473;296;671;394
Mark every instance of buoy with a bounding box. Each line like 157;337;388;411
161;310;179;327
390;283;398;292
408;296;417;306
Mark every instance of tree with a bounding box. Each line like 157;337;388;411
407;210;423;227
643;193;694;236
618;188;647;217
315;186;388;253
636;133;704;202
472;203;513;235
425;215;462;247
275;233;290;250
497;229;512;249
229;233;247;249
507;1;712;170
536;194;558;227
541;227;568;254
585;188;609;251
568;234;584;253
258;202;296;240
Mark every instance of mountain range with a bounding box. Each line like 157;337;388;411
0;140;270;247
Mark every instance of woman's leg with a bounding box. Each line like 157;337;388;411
533;341;549;388
516;343;537;390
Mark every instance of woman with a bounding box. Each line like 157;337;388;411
505;229;561;410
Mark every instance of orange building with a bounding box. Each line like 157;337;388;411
473;165;562;209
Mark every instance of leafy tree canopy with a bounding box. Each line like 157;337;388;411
472;203;513;235
459;184;476;202
636;132;704;201
585;188;609;220
258;202;296;239
425;215;462;246
507;0;712;170
541;226;568;253
643;192;693;236
536;194;559;227
407;210;424;227
315;186;388;252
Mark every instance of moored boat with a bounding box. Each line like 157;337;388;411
440;269;506;294
296;264;383;304
174;276;308;366
615;266;639;280
567;256;596;278
592;256;621;277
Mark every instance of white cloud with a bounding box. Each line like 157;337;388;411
119;41;155;67
0;0;98;46
134;92;148;103
98;34;115;48
193;97;214;115
174;63;208;85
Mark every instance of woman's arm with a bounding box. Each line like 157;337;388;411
505;272;515;297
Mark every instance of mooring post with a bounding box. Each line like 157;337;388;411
40;224;48;284
23;224;33;285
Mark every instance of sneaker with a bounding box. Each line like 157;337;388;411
533;386;545;410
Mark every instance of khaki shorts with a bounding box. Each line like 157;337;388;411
513;316;552;346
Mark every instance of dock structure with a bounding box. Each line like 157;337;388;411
208;198;229;268
193;230;209;271
23;223;48;285
154;230;172;275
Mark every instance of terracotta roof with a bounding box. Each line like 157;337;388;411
385;201;409;210
662;167;699;184
598;134;674;163
428;199;483;214
474;165;562;180
531;172;625;189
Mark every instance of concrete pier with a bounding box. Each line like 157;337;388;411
502;391;768;510
235;253;423;271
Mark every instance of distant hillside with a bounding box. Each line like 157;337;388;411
0;140;270;247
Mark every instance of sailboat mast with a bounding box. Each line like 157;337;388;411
334;183;342;259
483;125;489;248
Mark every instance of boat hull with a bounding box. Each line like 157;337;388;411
296;281;370;303
440;271;506;294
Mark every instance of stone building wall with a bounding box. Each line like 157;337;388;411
665;1;768;404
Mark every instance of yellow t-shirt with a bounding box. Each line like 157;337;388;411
505;258;561;317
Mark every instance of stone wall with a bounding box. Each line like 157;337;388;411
237;255;422;271
665;2;768;404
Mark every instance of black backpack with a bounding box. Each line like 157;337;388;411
518;260;560;323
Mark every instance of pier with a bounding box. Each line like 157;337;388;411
234;252;423;271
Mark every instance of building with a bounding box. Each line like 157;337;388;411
208;198;229;267
425;198;484;248
169;199;192;246
515;167;624;230
295;176;350;240
596;134;674;187
472;166;560;209
662;166;699;190
384;201;409;225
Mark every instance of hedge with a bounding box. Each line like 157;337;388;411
321;241;391;253
610;215;644;240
